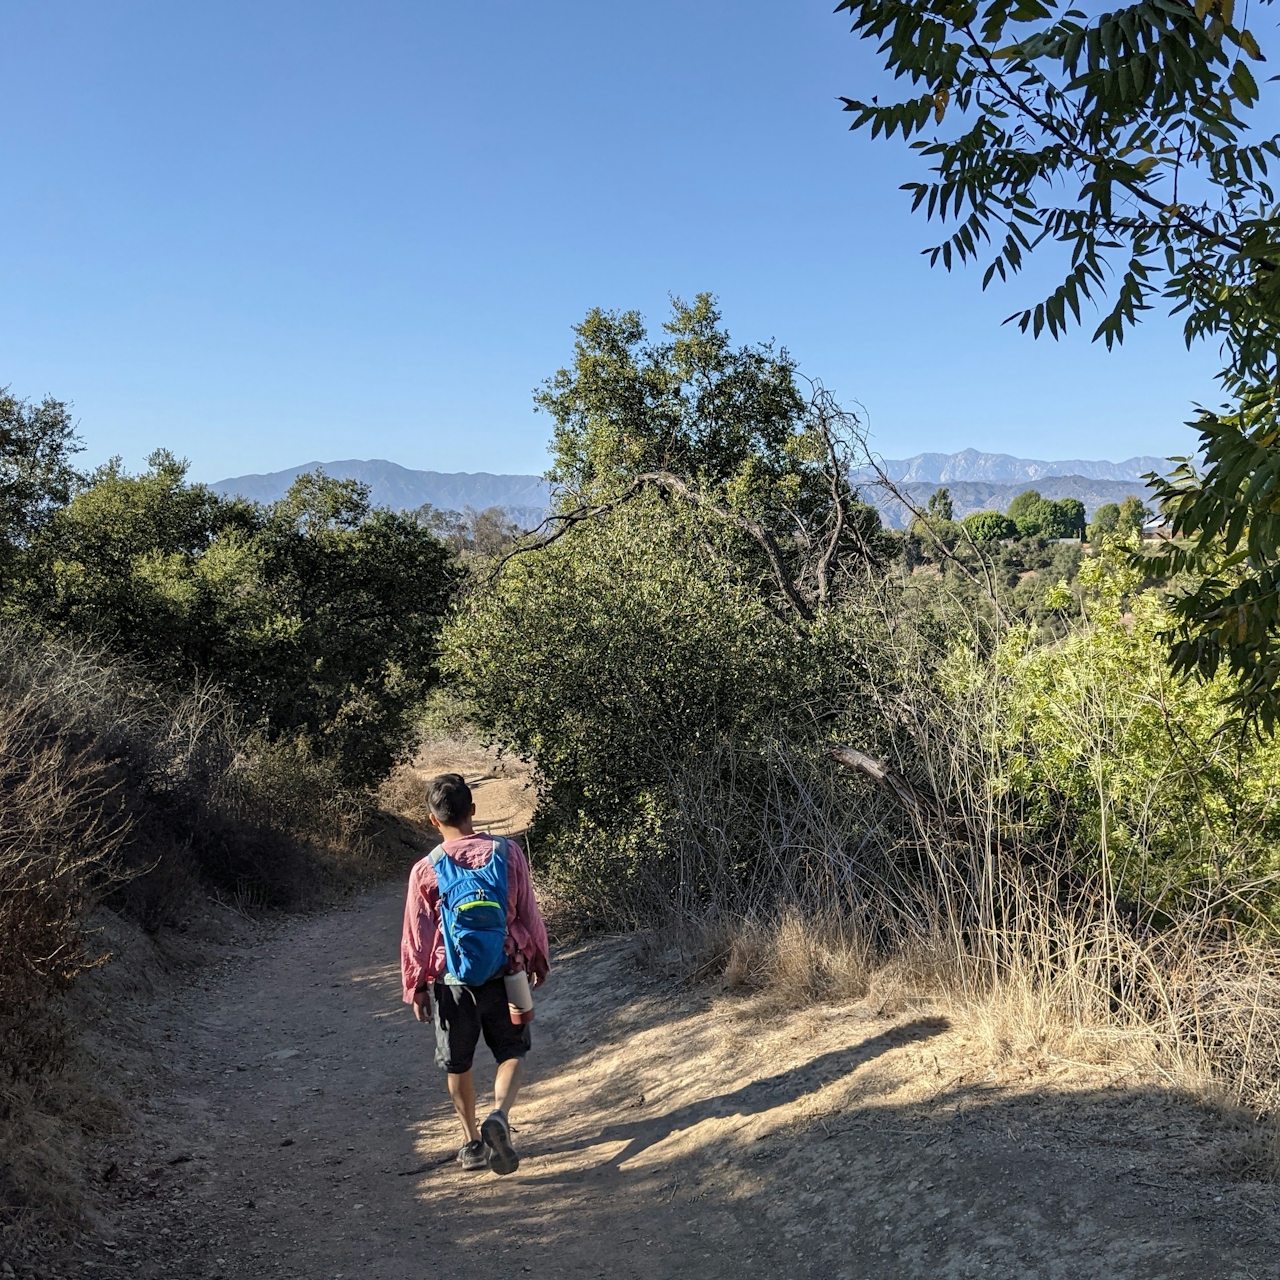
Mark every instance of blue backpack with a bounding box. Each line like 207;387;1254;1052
430;836;510;985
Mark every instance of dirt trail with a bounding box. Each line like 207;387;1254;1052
53;751;1280;1280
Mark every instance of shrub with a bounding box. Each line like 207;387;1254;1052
15;457;454;786
442;493;890;921
940;538;1280;901
961;510;1015;542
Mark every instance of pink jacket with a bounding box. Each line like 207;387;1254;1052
400;833;550;1002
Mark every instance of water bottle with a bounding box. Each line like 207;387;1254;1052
504;971;534;1025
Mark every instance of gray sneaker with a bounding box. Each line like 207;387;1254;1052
457;1139;488;1171
481;1110;519;1175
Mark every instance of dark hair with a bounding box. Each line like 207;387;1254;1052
427;773;472;826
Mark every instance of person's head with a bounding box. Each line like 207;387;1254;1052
427;772;475;834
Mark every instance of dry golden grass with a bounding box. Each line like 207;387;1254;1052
689;892;1280;1176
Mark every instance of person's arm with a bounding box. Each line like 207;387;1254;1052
506;840;551;986
400;862;440;1013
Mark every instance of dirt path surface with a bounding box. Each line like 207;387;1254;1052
47;753;1280;1280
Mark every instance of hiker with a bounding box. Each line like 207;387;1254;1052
400;772;550;1175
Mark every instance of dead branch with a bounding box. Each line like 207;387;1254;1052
827;744;941;823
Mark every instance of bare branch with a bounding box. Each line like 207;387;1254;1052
827;743;941;822
487;471;817;623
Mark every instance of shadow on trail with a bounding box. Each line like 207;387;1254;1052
523;1016;950;1177
473;1082;1272;1280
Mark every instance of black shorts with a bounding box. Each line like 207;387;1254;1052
433;976;531;1074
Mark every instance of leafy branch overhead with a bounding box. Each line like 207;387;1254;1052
838;0;1280;725
838;0;1278;364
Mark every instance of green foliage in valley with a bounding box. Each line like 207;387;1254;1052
961;509;1015;542
834;0;1280;727
1087;495;1151;543
1003;490;1084;540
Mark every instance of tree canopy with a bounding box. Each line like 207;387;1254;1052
2;443;454;785
962;509;1016;542
836;0;1280;723
531;295;889;622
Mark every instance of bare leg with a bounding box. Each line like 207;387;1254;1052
447;1070;481;1143
493;1057;524;1118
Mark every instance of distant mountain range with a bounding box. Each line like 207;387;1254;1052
210;459;552;530
863;448;1166;485
211;451;1168;533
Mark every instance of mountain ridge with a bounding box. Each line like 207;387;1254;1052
211;452;1165;531
863;448;1166;485
210;459;552;529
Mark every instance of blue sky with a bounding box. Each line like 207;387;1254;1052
1;1;1223;481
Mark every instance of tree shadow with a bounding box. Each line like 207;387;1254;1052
522;1016;950;1178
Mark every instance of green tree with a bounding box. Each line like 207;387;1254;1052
21;459;453;784
927;487;954;521
1005;491;1084;540
1055;497;1087;541
241;474;455;782
1118;495;1152;535
837;0;1277;360
945;545;1280;902
1006;489;1049;537
835;0;1280;723
21;450;250;669
535;295;888;621
1088;502;1121;544
961;510;1015;542
444;489;893;920
0;390;85;585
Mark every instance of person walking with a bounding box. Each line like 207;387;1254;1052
401;772;550;1175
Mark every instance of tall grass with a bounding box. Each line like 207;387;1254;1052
597;579;1280;1153
641;737;1280;1142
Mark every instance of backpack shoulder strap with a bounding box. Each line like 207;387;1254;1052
430;837;506;873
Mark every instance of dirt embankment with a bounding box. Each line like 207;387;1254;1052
20;745;1280;1280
